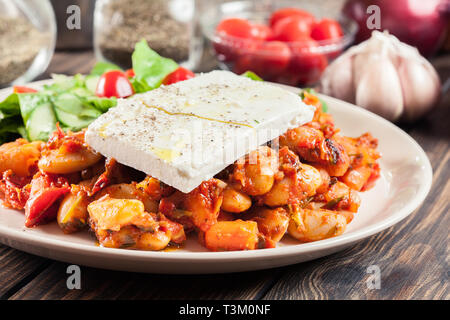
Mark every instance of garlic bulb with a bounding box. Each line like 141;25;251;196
320;31;441;122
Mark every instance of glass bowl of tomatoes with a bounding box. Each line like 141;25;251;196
202;1;357;86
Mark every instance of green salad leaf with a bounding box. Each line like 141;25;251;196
16;93;57;141
131;39;178;92
0;72;118;142
82;96;117;113
0;40;183;144
0;93;21;118
241;71;263;81
300;88;328;113
0;94;26;143
0;117;24;144
90;61;122;76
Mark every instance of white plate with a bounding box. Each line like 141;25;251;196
0;80;432;274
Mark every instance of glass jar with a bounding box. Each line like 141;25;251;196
200;0;356;86
94;0;203;70
0;0;56;87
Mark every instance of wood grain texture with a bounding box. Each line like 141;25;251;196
38;51;96;79
9;261;282;300
0;245;50;299
1;52;449;300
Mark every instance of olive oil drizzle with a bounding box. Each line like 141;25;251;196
141;101;255;128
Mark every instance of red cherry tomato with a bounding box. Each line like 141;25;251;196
311;19;343;41
272;16;312;42
289;38;328;85
13;86;38;93
215;34;260;64
96;70;134;98
251;24;273;40
213;41;237;62
269;8;315;28
216;18;254;39
124;68;135;78
233;54;255;75
231;40;263;75
254;41;291;78
162;67;195;85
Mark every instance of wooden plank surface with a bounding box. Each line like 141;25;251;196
10;262;283;300
1;51;449;300
0;246;51;299
38;51;96;78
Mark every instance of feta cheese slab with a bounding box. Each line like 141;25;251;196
86;70;314;193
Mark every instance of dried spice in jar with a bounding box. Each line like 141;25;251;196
96;0;191;69
0;16;49;86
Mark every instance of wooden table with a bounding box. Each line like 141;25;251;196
0;51;448;300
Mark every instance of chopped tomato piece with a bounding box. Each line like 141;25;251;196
124;68;135;78
162;67;195;85
24;173;70;227
13;86;38;93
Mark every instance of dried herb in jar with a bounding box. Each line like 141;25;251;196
0;16;48;87
98;0;191;69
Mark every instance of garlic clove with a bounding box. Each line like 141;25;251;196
397;57;441;122
355;55;404;121
353;51;372;86
321;53;355;103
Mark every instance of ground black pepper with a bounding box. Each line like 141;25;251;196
97;0;191;69
0;16;48;86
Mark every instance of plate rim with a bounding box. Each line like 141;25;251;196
0;79;433;263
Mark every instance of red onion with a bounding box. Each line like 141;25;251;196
343;0;449;56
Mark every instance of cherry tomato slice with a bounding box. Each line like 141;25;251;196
13;86;38;93
162;67;195;85
311;19;343;41
216;18;254;39
272;16;312;42
269;8;315;28
95;70;134;98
